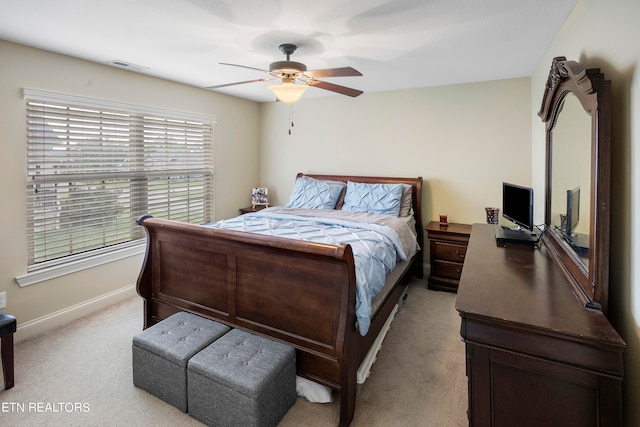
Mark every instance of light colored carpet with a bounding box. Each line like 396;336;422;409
0;279;467;426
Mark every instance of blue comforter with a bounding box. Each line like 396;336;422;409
205;207;419;335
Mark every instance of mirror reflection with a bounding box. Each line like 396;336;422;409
550;93;591;269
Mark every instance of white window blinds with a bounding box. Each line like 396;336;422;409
24;90;215;268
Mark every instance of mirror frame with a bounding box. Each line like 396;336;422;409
538;56;611;313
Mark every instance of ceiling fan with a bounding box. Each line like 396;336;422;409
207;43;363;103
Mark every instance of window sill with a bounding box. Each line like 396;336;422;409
15;242;146;287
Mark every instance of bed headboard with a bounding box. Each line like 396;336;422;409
297;173;424;274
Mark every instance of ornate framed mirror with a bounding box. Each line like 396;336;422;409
538;56;611;313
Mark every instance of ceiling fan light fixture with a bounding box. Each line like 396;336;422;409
268;81;308;104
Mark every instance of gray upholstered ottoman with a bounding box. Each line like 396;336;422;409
132;312;231;412
187;328;296;427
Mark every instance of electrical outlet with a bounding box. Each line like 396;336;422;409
0;292;6;309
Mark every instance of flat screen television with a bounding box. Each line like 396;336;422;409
565;186;580;236
502;182;534;231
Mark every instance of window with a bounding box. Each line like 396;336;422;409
22;89;215;279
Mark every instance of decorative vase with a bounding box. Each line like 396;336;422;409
485;207;500;224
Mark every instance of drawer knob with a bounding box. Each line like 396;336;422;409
456;267;462;274
455;249;466;259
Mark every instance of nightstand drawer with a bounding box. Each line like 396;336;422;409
432;241;467;263
433;259;464;280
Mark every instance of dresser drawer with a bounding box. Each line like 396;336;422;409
433;259;464;280
432;241;467;263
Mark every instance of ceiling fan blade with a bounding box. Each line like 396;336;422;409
220;62;268;73
206;78;271;89
306;79;363;97
304;67;362;78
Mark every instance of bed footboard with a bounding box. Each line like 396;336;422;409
136;215;360;425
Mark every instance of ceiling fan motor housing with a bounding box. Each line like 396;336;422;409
269;60;307;76
269;43;307;77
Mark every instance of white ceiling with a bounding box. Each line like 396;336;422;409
0;0;577;103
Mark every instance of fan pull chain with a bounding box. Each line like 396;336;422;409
288;104;295;135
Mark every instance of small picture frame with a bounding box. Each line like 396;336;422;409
251;187;269;208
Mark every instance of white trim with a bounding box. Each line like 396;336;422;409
22;87;217;123
15;243;146;287
15;284;138;343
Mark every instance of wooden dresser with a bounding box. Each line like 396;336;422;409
426;221;472;292
456;224;625;426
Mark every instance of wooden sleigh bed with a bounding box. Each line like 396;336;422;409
135;173;423;426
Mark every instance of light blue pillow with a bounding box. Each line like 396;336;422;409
342;181;404;216
285;176;345;209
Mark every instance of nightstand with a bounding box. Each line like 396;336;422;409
425;221;472;292
239;205;267;215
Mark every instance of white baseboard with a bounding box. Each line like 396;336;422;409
15;284;137;343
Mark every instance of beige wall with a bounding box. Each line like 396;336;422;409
531;0;640;424
0;40;260;336
259;78;532;232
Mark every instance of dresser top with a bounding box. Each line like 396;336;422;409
456;224;624;349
